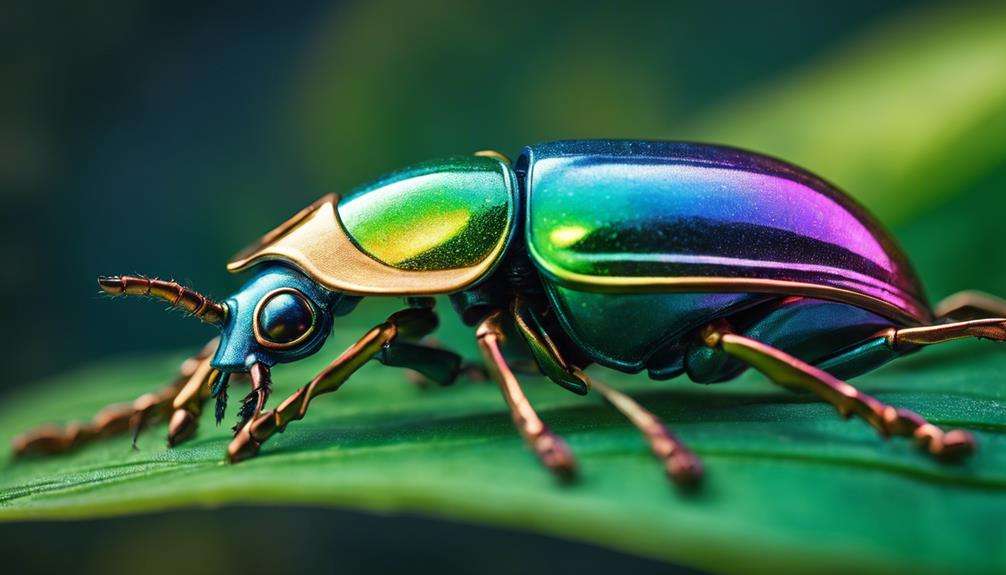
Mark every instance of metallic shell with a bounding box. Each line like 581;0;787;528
339;156;514;271
228;156;517;295
521;140;930;325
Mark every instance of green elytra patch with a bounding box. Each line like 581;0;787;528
1;326;1004;574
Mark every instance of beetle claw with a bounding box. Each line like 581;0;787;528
921;428;976;461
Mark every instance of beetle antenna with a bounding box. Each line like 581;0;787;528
97;275;227;327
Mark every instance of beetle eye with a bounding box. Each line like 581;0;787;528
254;289;316;347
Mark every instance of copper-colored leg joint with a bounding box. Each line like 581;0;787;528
223;318;401;463
248;409;280;440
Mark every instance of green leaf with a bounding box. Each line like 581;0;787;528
1;315;1005;574
898;163;1006;301
689;2;1006;224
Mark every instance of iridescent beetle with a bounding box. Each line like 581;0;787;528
15;140;1006;485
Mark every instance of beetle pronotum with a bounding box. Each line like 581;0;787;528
15;140;1006;486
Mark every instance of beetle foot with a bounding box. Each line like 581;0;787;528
12;424;81;457
881;408;977;461
936;429;978;460
227;407;282;463
914;425;976;461
589;377;703;487
531;429;577;480
167;409;199;446
665;451;703;487
228;425;261;463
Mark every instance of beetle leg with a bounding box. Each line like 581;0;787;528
375;339;464;387
476;310;577;480
934;290;1006;321
512;291;701;484
700;321;976;461
163;342;226;446
589;376;703;486
227;306;438;463
377;300;465;388
233;363;272;434
12;338;218;457
511;297;591;395
885;318;1006;348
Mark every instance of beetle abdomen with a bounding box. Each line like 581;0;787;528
521;140;930;326
546;285;768;373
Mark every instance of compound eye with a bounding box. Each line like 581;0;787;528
254;289;316;348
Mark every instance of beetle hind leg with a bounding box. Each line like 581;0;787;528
884;290;1006;355
887;318;1006;348
701;321;976;461
13;338;219;457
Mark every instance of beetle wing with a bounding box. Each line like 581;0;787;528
523;140;930;325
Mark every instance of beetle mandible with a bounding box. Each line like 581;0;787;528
15;140;1006;485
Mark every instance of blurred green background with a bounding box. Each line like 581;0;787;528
3;0;1005;573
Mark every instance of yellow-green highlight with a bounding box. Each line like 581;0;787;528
338;156;515;271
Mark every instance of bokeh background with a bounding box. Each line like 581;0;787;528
3;0;1005;573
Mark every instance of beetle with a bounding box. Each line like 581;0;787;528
14;140;1006;485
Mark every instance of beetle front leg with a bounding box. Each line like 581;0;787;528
227;306;437;463
701;321;976;460
13;338;219;456
476;310;577;480
166;346;224;446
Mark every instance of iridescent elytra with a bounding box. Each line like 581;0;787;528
15;140;1006;486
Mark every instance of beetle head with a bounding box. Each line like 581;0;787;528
211;264;358;371
97;264;359;374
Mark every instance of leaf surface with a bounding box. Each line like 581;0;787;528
1;322;1004;574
